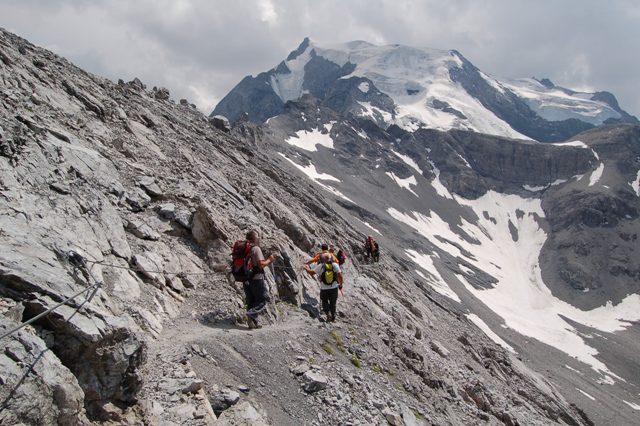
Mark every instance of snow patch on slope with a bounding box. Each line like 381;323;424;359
392;150;423;174
589;163;604;186
523;185;546;192
385;172;418;197
270;48;312;102
406;249;460;302
357;219;382;236
503;78;621;125
358;101;393;122
388;191;640;375
630;170;640;196
623;400;640;410
576;388;596;401
285;128;334;152
278;153;352;202
551;140;589;148
466;313;515;353
428;161;453;199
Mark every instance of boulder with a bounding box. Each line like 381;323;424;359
132;252;165;286
216;401;268;426
382;407;403;425
139;176;163;197
182;380;204;394
125;188;151;212
209;115;231;132
158;203;176;220
290;362;310;376
174;209;193;229
127;78;145;91
302;371;328;393
191;202;230;247
125;218;161;241
210;389;241;415
154;87;170;101
430;340;450;358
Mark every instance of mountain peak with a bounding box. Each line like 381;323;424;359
286;37;311;61
213;39;638;142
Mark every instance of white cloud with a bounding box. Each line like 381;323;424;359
258;0;278;24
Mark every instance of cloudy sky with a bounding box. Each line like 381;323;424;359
1;0;639;116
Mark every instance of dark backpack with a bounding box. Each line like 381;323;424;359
231;240;254;282
320;261;335;285
337;249;347;265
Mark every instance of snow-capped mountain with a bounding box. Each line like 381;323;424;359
213;38;638;142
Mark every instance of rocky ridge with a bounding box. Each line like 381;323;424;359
0;27;606;425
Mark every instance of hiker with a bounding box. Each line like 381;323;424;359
336;248;348;266
308;252;343;322
364;236;376;262
305;243;339;269
372;241;379;263
231;229;274;329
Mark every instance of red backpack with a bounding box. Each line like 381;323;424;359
337;249;347;265
231;240;254;282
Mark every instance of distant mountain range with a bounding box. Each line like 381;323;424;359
212;38;638;142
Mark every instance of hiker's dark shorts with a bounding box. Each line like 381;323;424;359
320;287;339;318
244;279;269;311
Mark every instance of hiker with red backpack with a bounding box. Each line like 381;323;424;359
306;252;343;322
335;248;348;266
231;229;274;329
364;236;376;262
372;241;379;263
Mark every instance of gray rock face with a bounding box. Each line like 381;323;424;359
0;318;87;425
213;73;284;123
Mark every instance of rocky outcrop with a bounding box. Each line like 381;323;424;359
0;317;87;425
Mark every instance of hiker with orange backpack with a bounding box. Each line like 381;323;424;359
231;229;274;329
305;243;339;268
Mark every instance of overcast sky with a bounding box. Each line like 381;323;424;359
1;0;639;116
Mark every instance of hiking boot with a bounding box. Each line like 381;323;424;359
247;316;257;329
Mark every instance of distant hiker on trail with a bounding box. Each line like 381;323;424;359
304;243;338;269
335;248;348;266
231;229;274;329
305;252;343;322
372;241;379;263
364;236;376;262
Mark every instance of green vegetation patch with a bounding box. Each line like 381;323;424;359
351;356;362;368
